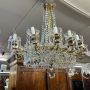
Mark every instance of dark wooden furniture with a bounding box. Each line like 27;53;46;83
0;78;3;90
71;68;84;90
8;58;71;90
83;73;90;90
17;67;46;90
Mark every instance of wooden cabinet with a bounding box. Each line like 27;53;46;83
8;59;71;90
9;67;70;90
83;73;90;90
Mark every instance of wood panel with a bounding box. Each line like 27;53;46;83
83;73;90;90
0;79;3;90
8;62;17;90
9;59;23;90
47;69;69;90
9;72;16;90
71;68;84;90
17;67;46;90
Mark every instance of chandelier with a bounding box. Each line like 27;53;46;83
8;0;88;78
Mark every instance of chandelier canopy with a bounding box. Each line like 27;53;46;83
7;0;88;71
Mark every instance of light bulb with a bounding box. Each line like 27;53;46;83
53;26;58;34
31;27;35;34
67;30;72;37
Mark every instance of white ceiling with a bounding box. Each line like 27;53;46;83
59;0;90;18
0;0;37;50
0;0;90;52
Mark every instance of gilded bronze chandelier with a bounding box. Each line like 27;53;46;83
23;0;87;68
7;0;88;77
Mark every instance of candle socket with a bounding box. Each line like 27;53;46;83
68;37;74;46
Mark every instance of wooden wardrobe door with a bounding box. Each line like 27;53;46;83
17;68;46;90
47;69;69;90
